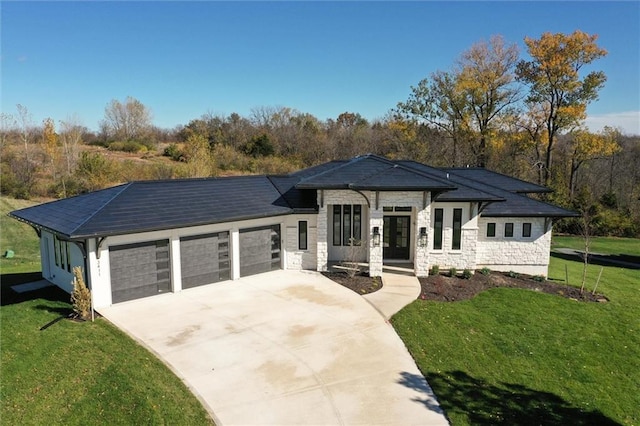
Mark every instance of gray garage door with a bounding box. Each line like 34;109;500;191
239;225;281;277
180;232;230;289
110;240;171;303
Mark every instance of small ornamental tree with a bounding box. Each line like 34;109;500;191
71;266;91;321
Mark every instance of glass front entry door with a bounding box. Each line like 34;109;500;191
383;216;410;260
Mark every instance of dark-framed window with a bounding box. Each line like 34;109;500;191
298;221;308;250
54;236;61;267
342;205;352;246
333;205;362;246
66;242;72;272
505;223;514;238
523;222;532;238
333;205;341;246
452;208;462;250
487;222;496;237
433;208;443;250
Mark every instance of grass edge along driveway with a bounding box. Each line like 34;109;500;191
0;276;214;425
392;244;639;425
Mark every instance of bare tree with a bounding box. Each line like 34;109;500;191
101;96;152;141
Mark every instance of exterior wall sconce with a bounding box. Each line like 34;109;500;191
372;226;381;247
419;227;428;247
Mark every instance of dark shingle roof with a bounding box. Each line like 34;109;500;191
10;154;577;239
296;155;456;191
401;161;577;217
443;168;552;193
10;176;294;239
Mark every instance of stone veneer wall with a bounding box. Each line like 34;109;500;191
284;215;318;271
476;217;551;276
428;202;478;272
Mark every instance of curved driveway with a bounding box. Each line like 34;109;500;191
99;270;448;425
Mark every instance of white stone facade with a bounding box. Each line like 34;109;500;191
476;217;551;276
428;202;478;272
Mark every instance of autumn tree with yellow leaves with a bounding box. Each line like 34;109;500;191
516;30;608;187
397;35;520;167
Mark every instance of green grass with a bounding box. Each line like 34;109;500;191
1;197;41;274
392;246;640;425
0;276;213;425
553;235;640;258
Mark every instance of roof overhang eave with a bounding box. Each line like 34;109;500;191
62;208;297;240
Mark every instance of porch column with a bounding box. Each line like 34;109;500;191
369;207;383;277
316;204;328;271
169;235;182;292
415;192;431;277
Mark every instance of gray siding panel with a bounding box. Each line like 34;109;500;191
110;240;171;303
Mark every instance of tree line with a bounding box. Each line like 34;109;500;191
1;31;638;236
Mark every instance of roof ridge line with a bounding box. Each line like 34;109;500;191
296;155;381;185
70;183;132;236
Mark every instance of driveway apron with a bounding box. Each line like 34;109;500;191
99;270;448;425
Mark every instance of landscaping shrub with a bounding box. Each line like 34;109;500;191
533;274;546;282
449;267;457;277
462;269;472;279
163;143;184;161
480;267;491;276
430;265;440;275
508;270;520;279
71;266;91;321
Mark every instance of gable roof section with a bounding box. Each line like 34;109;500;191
296;154;456;192
11;176;293;240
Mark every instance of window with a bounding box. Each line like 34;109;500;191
333;205;362;246
298;221;308;250
342;205;352;245
523;223;532;238
505;223;514;238
54;236;61;267
66;242;72;272
487;223;496;237
333;206;341;246
452;208;462;250
433;208;443;250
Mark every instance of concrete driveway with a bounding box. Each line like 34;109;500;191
99;270;448;425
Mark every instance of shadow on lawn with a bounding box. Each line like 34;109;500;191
407;370;620;426
1;272;69;307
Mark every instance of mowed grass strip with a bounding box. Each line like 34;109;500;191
392;240;640;425
553;235;640;258
1;281;214;425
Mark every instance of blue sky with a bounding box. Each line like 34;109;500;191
2;1;639;134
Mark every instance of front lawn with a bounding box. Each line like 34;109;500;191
392;246;640;424
553;235;640;258
0;275;214;425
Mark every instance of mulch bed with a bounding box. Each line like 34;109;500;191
321;272;382;295
419;272;609;303
323;270;608;303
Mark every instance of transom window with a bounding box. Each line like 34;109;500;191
333;205;362;246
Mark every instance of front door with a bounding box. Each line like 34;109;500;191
383;216;410;260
